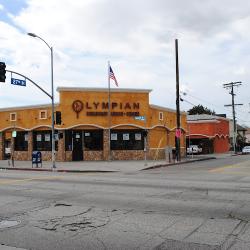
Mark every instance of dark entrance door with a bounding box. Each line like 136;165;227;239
72;131;83;161
4;139;11;160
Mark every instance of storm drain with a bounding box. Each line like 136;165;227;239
0;220;20;229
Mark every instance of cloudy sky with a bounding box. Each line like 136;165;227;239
0;0;250;126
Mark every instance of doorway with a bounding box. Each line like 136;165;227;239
4;139;11;160
72;131;83;161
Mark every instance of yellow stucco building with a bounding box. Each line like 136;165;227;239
0;87;187;161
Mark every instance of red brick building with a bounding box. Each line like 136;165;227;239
187;115;230;154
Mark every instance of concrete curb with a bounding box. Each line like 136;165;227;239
0;157;217;173
0;167;117;173
141;157;216;171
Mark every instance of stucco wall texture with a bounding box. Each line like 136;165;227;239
0;88;187;161
188;117;230;153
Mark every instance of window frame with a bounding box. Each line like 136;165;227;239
33;130;58;151
39;110;47;120
111;129;144;150
14;131;28;151
65;130;103;151
83;130;103;151
10;112;17;122
159;112;164;121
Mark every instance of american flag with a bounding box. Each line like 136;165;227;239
109;66;118;87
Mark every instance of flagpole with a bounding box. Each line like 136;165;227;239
108;61;111;161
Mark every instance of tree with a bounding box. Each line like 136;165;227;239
187;105;215;115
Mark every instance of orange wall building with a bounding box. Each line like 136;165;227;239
187;114;230;153
0;87;187;161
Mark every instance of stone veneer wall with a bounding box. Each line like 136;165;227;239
27;131;33;161
84;151;103;161
148;149;165;160
14;151;29;161
0;133;4;160
65;151;72;161
32;151;52;161
148;148;186;161
11;137;14;160
7;148;186;162
111;150;144;160
103;129;109;161
28;151;68;161
57;132;65;161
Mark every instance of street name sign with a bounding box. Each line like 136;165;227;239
11;78;26;87
135;116;145;121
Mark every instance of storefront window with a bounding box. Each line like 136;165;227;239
15;131;28;151
65;130;73;151
65;130;103;151
33;131;58;151
111;130;144;150
84;130;103;151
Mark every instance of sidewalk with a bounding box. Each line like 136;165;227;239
0;159;165;173
0;154;220;173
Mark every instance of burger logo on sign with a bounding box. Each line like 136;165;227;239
72;100;83;119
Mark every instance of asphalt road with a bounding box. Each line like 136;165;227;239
0;155;250;250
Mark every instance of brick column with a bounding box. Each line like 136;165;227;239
57;131;65;161
11;136;15;161
103;129;109;161
146;129;150;159
0;132;4;160
27;131;33;160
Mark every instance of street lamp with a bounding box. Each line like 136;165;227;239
27;33;56;169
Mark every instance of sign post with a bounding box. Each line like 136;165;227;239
135;116;147;165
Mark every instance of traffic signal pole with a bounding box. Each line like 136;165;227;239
6;69;52;99
4;68;57;167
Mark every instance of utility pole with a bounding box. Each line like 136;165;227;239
175;39;181;161
223;82;243;154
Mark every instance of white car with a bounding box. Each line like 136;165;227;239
242;146;250;154
187;145;202;154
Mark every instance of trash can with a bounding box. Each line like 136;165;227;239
32;151;42;168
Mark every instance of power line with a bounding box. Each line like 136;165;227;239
182;91;222;110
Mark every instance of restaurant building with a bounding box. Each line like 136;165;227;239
0;87;187;161
187;114;230;154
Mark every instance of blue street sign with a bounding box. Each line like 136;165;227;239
135;116;145;121
11;78;26;87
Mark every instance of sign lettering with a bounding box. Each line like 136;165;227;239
72;100;141;117
11;78;26;87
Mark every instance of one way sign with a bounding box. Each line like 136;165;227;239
11;78;26;87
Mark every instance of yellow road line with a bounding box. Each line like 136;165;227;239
219;171;250;176
0;176;63;185
209;165;236;173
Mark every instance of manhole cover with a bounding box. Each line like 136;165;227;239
0;220;20;229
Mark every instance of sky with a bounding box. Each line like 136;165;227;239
0;0;250;126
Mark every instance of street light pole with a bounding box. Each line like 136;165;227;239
175;39;181;162
50;46;56;169
27;33;56;169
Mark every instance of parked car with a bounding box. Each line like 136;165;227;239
187;145;202;154
242;146;250;154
